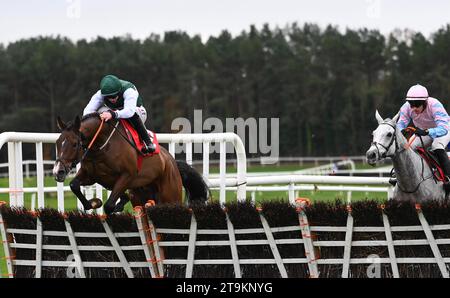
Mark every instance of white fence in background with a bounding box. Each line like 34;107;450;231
208;174;392;203
0;160;55;178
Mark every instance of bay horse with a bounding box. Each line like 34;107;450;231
53;113;209;214
366;110;447;202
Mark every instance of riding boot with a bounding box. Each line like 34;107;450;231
128;113;156;154
434;149;450;192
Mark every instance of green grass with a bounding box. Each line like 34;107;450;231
207;161;380;174
209;163;326;173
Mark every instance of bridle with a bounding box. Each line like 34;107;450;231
55;138;83;174
56;119;117;173
371;121;433;193
370;122;398;159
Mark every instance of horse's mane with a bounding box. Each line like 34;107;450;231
64;113;99;131
81;112;100;122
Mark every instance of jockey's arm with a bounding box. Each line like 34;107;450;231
428;125;448;139
429;102;450;139
396;104;410;131
115;88;138;119
83;90;104;116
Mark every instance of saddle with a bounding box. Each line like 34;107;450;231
402;129;446;184
120;119;160;171
415;147;446;183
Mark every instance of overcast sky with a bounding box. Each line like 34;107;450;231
1;0;449;45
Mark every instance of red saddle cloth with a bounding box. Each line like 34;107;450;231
416;147;445;182
119;119;160;172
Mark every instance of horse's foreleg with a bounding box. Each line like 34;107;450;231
103;174;131;215
112;193;130;213
70;169;96;211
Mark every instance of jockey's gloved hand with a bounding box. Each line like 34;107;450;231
414;128;429;136
401;129;409;137
105;110;118;120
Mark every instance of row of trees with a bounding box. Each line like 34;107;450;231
1;23;450;157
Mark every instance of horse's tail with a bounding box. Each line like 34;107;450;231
176;160;210;204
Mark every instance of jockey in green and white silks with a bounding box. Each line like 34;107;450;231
396;84;450;187
83;74;156;154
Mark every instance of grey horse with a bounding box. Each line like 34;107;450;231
366;110;447;202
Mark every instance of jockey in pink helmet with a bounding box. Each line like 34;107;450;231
397;84;450;189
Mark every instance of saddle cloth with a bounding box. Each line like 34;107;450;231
119;119;160;171
416;147;445;182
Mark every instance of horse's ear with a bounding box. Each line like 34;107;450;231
56;116;66;131
392;112;400;123
73;115;81;131
375;110;384;124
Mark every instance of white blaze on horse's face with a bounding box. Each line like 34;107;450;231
52;140;66;176
53;132;80;182
52;161;61;177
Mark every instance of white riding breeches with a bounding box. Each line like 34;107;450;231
98;105;148;123
409;133;450;151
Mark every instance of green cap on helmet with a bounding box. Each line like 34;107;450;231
100;75;122;97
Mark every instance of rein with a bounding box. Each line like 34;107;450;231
55;120;105;173
88;119;104;149
396;156;433;194
99;121;119;150
80;119;105;162
403;127;418;150
81;117;144;160
104;120;145;156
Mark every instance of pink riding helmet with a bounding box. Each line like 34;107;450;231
406;84;429;101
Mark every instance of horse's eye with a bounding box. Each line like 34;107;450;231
387;132;393;137
73;143;77;148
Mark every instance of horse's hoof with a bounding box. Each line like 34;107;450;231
89;198;103;209
112;204;125;213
